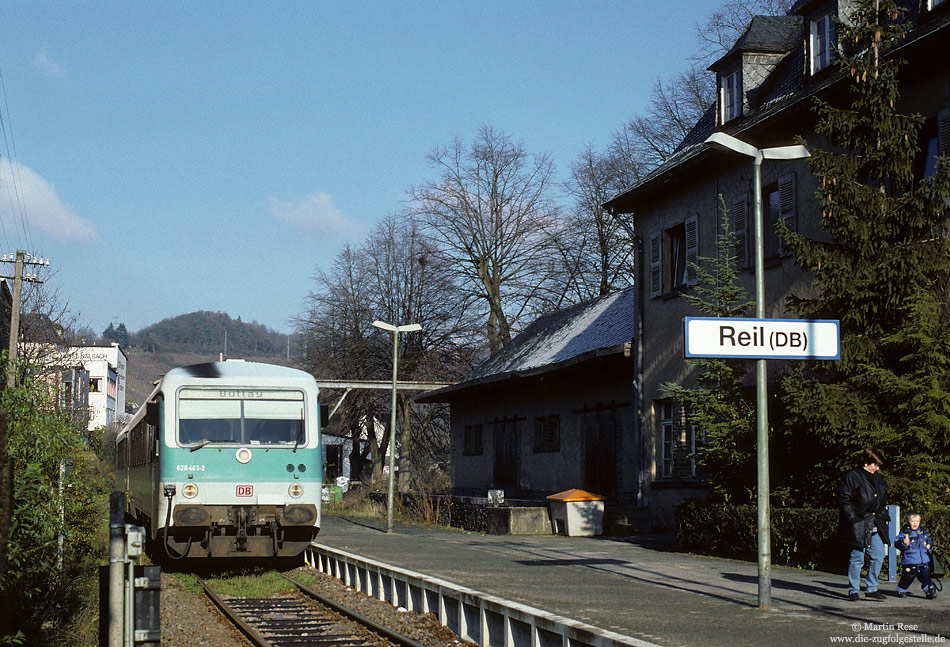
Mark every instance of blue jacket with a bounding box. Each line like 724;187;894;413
895;524;934;566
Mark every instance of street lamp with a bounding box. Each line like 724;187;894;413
703;132;810;609
372;320;422;534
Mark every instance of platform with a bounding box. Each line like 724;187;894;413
309;514;949;647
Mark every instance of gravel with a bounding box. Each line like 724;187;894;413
160;567;471;647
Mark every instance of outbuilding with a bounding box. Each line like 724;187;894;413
420;287;648;527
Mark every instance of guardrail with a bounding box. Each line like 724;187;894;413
304;542;659;647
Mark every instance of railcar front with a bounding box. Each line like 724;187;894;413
151;361;321;559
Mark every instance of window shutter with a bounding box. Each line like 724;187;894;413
938;108;950;157
777;173;797;256
649;231;662;297
731;195;749;269
684;215;699;285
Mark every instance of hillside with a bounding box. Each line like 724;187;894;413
133;311;289;356
123;311;300;411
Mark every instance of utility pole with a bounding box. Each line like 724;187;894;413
3;250;50;388
0;250;50;583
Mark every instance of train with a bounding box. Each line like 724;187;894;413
115;360;322;559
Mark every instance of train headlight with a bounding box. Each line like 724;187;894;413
182;483;198;498
289;484;303;498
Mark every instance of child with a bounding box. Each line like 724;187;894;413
894;512;938;599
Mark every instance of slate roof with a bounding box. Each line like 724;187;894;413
419;287;636;401
708;15;803;72
604;0;946;215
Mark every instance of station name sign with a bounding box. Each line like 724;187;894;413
684;317;840;360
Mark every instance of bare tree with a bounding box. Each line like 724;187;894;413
609;0;798;178
694;0;797;64
296;244;388;480
362;214;479;489
297;216;481;487
552;146;638;304
610;65;714;174
411;126;558;355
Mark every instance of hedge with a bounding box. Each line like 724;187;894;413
676;501;950;573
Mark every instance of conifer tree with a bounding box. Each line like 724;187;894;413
780;0;950;507
663;205;757;502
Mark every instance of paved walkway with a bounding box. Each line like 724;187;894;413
316;515;948;647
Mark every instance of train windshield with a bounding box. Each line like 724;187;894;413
178;388;305;447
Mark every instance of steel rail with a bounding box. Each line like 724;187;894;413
194;575;275;647
280;573;427;647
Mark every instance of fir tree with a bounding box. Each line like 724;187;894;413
663;204;757;502
114;323;130;347
101;322;117;343
780;0;950;507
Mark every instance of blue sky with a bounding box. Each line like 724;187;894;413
0;1;724;336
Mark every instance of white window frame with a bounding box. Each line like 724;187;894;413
810;12;835;75
721;68;742;122
651;216;699;297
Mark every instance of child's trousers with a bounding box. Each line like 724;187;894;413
897;563;934;593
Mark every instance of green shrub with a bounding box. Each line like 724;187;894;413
0;377;112;646
676;501;950;572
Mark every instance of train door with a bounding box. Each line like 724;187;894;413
493;419;519;491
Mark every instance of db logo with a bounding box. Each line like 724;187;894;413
236;485;254;497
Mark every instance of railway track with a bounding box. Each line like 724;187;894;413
195;573;427;647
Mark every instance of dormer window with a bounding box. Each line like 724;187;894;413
928;0;947;9
721;68;743;122
810;11;836;74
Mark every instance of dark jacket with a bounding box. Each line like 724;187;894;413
838;466;890;549
894;524;933;566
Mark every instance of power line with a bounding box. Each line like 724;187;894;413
0;63;33;254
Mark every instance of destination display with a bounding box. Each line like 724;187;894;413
684;317;840;360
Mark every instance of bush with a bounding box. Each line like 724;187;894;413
677;501;837;570
0;378;112;646
676;501;950;573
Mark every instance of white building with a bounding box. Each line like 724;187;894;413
65;344;128;431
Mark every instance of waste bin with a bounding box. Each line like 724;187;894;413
322;485;343;503
546;489;605;536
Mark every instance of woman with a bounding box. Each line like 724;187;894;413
837;448;890;601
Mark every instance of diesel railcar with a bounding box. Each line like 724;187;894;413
116;360;321;559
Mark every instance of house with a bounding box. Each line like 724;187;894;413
419;287;642;507
320;409;384;485
603;0;950;525
66;345;128;431
17;314;92;425
22;320;129;433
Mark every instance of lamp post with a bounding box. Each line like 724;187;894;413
703;132;810;609
372;320;422;534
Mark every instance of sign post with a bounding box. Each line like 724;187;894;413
684;317;840;360
683;315;839;608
